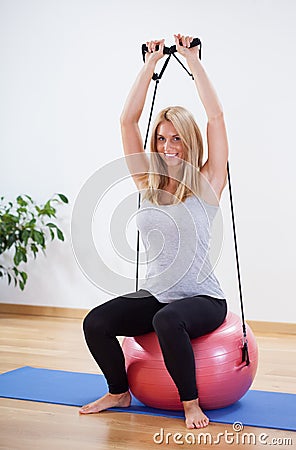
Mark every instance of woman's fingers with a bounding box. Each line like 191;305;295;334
174;34;181;50
159;39;165;52
146;35;196;61
146;39;164;53
181;35;193;48
145;39;165;63
187;36;193;48
174;33;198;59
174;33;194;48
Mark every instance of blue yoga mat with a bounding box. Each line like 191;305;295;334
0;366;295;431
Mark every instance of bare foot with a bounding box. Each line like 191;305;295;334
79;391;131;414
182;398;209;429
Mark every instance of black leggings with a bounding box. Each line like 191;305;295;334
83;289;227;402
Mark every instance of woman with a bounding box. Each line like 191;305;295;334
79;34;229;429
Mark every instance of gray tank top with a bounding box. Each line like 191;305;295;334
136;194;225;303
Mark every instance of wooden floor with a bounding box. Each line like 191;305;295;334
0;313;295;449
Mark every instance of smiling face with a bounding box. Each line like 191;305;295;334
156;120;185;166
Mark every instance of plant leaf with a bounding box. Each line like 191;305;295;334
24;194;34;203
20;271;28;283
57;193;69;204
46;222;57;229
32;230;45;246
14;247;22;265
21;229;30;245
57;228;64;241
31;243;38;258
28;218;36;227
17;196;28;207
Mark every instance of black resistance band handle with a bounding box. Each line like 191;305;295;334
142;37;201;63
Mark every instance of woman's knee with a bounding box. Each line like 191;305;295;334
83;306;107;339
152;308;182;335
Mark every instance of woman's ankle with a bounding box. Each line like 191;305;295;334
109;390;130;397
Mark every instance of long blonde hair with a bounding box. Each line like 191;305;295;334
140;106;204;205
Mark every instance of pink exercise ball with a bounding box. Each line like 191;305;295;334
122;311;258;410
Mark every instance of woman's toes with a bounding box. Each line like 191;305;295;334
79;405;89;413
79;405;87;411
186;420;195;429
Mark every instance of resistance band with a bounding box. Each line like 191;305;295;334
135;38;250;366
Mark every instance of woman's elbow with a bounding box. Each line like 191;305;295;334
208;110;224;123
120;112;138;127
120;112;128;126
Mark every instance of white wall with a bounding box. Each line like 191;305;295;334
1;0;295;323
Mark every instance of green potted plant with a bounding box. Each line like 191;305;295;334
0;193;69;290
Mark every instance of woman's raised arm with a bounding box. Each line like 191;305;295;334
174;34;229;200
120;40;165;190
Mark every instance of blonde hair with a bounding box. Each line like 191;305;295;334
140;106;204;205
